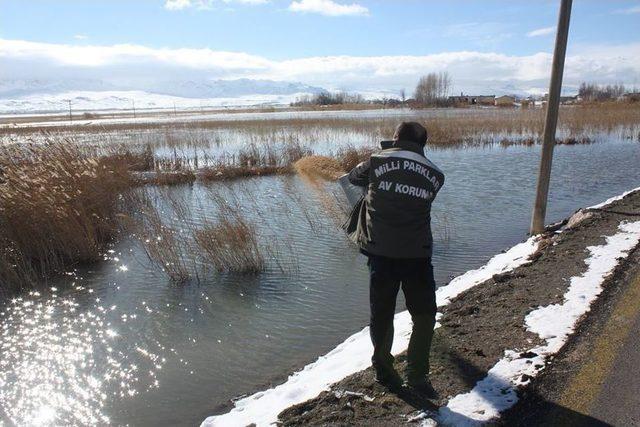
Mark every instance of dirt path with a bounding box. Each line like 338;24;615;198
277;190;640;426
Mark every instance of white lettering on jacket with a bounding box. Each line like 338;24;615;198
372;156;442;192
376;180;433;200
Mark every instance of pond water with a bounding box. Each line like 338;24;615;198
0;136;639;426
2;106;505;129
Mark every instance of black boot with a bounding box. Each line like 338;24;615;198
372;333;402;389
375;367;403;390
406;376;438;398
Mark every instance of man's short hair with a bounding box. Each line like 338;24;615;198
393;122;428;146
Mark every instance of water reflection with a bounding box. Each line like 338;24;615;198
0;286;167;425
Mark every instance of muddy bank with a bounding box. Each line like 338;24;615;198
277;189;640;426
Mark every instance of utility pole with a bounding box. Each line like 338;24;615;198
132;100;136;118
68;100;73;122
530;0;573;235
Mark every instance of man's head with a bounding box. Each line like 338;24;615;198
393;122;428;146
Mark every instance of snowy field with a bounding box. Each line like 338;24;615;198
0;105;421;129
0;90;313;116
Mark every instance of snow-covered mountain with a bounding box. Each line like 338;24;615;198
148;79;325;99
0;78;324;99
0;90;318;114
0;79;118;98
0;78;327;113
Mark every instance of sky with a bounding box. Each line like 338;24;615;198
1;0;639;96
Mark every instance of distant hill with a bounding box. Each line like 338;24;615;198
0;78;328;113
149;79;326;99
0;78;325;99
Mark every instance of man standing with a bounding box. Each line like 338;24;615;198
345;122;444;395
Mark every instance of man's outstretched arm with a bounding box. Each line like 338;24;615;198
348;160;370;187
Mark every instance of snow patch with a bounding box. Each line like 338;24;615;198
588;187;640;209
201;235;539;427
438;220;640;426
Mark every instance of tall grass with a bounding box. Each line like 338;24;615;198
0;139;302;289
198;141;311;182
6;103;636;191
3;103;639;148
194;190;265;274
293;156;344;181
0;142;133;291
135;192;196;284
134;186;270;281
335;145;376;171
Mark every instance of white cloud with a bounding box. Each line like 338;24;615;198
288;0;369;17
73;34;88;40
1;38;639;95
230;0;269;4
0;39;271;71
612;5;640;14
164;0;267;11
527;26;555;37
165;0;192;10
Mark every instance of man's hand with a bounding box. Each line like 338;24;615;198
348;160;370;187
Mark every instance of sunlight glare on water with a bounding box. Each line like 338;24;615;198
0;284;167;425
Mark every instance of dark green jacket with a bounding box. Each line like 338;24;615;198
344;140;444;258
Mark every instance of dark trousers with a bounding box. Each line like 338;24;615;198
368;254;437;380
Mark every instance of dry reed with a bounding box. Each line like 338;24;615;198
133;186;268;279
335;146;376;171
136;194;194;283
0;142;133;291
194;190;265;274
4;104;639;148
149;170;197;186
293;155;345;181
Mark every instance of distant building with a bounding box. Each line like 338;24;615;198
621;92;640;102
475;95;496;105
541;94;578;104
495;95;516;106
448;93;495;105
448;93;471;105
559;95;578;104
